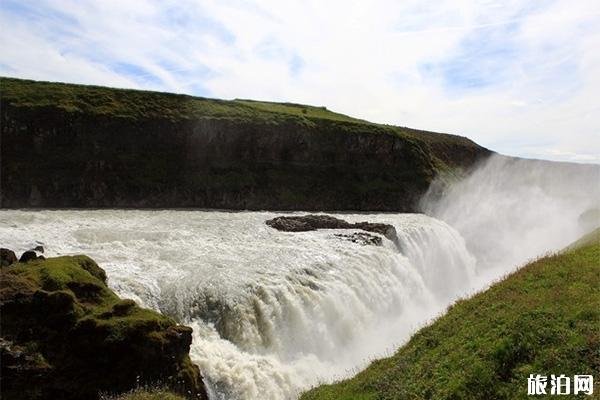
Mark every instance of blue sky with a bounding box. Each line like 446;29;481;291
1;0;599;162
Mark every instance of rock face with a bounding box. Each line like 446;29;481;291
0;254;208;400
0;77;491;211
266;214;398;243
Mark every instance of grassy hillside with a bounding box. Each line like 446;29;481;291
0;77;476;147
301;232;600;400
0;77;362;124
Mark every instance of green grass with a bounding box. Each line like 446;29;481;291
0;76;481;149
0;77;366;124
235;99;366;123
301;233;600;400
101;387;185;400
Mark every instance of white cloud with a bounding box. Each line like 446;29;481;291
0;0;598;163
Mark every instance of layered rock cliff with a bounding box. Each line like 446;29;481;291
0;77;491;210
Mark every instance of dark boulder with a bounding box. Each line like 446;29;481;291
0;255;208;400
16;245;46;264
18;250;39;263
1;249;17;267
266;214;398;243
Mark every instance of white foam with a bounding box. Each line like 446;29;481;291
0;210;478;399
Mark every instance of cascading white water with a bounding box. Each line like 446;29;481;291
0;210;477;400
422;154;600;286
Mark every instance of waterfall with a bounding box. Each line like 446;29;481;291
0;210;478;400
3;156;597;399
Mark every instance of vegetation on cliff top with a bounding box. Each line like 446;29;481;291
0;255;206;400
301;230;600;400
0;76;480;149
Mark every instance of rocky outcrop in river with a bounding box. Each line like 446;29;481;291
266;214;398;243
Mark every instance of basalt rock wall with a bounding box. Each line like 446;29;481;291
1;77;491;211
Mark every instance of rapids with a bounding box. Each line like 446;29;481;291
1;211;478;399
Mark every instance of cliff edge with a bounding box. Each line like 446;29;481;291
0;77;491;210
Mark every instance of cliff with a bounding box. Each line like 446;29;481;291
0;77;491;211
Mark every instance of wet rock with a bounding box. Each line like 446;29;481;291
0;249;17;267
352;222;397;241
266;214;398;242
334;232;383;246
18;250;39;263
267;214;350;231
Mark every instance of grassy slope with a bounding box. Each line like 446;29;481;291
101;388;185;400
0;76;480;150
301;232;600;400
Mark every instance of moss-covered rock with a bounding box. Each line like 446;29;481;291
0;255;207;400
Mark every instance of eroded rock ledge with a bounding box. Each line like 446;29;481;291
0;252;208;400
266;214;398;244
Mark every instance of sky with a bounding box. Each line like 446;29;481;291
1;0;599;163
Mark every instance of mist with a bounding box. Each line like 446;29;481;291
422;154;600;283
